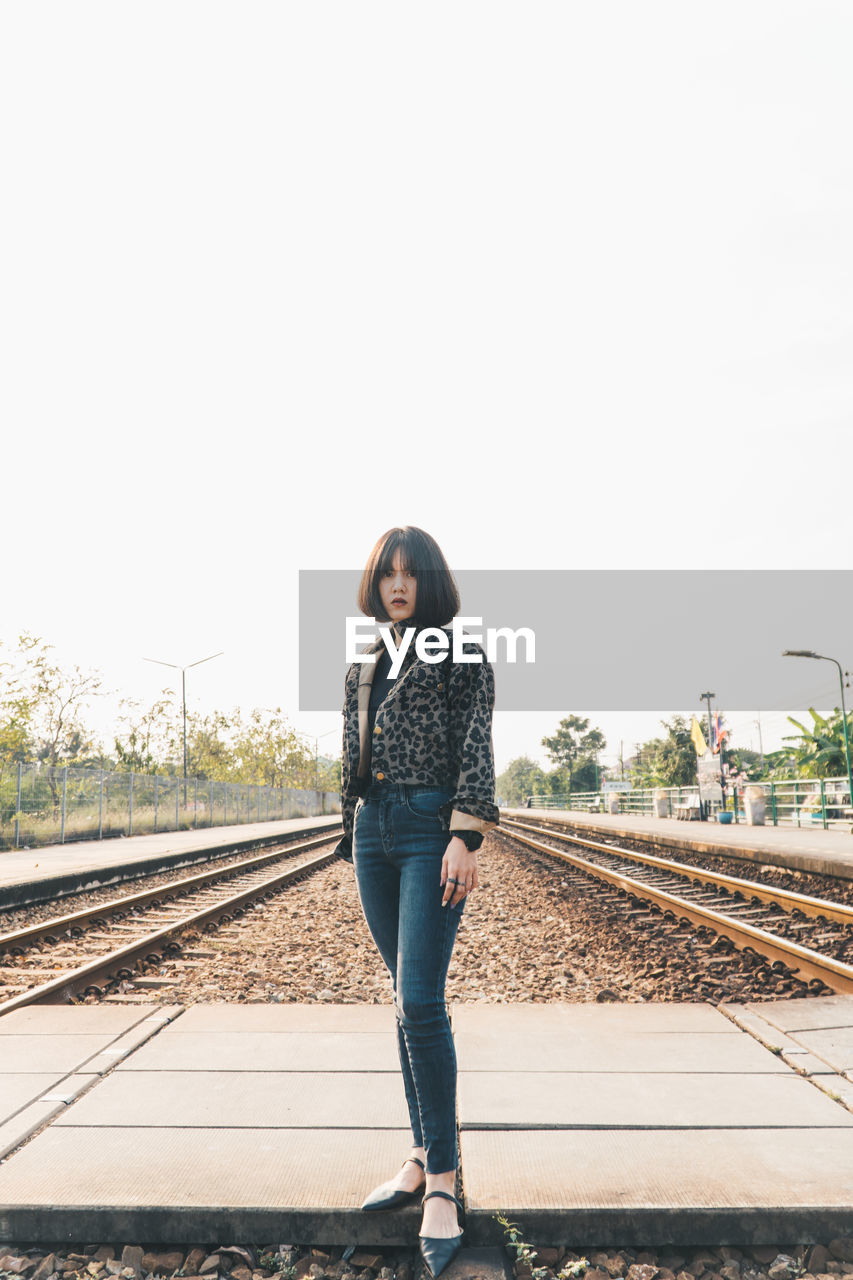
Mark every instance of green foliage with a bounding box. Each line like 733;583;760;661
763;746;799;780
0;661;35;768
728;746;763;779
652;714;701;787
493;1211;588;1280
1;635;103;811
257;1252;295;1278
632;714;729;788
1;633;329;791
783;706;853;779
496;755;551;806
541;715;606;794
228;706;310;787
113;693;175;773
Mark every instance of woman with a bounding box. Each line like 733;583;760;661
335;526;499;1279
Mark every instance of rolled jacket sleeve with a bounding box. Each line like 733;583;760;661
334;709;356;863
441;646;500;836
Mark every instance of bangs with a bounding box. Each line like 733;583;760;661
378;534;419;575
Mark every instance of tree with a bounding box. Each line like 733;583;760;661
541;716;606;794
229;707;314;788
185;709;236;780
652;715;699;787
113;693;176;774
0;641;36;773
727;746;763;780
1;634;103;814
496;755;551;807
782;707;853;779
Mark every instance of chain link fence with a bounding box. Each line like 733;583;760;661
0;762;341;850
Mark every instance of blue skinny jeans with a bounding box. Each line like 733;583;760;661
353;780;466;1174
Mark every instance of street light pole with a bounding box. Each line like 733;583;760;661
143;652;224;805
698;690;717;820
754;713;765;774
783;650;853;827
297;728;338;789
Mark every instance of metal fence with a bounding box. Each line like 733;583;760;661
0;762;341;850
525;774;853;829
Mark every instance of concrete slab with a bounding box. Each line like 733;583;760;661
0;1074;67;1121
719;1005;840;1075
38;1074;100;1105
813;1074;853;1111
0;1035;121;1073
52;1070;410;1127
450;1001;735;1034
457;1070;853;1128
0;1126;422;1245
169;1003;397;1033
790;1026;853;1073
455;1030;788;1073
0;1099;65;1161
0;1005;164;1035
460;1127;853;1243
743;994;853;1033
114;1031;400;1072
82;1017;184;1075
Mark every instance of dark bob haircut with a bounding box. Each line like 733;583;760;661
357;527;461;629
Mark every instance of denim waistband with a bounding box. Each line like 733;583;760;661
364;780;452;801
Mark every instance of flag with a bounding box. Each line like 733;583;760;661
691;716;707;756
712;711;728;755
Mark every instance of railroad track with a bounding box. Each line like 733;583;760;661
501;816;853;994
0;832;340;1014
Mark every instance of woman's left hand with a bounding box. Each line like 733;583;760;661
441;837;479;907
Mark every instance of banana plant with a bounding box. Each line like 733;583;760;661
782;706;852;777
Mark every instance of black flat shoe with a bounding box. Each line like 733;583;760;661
361;1156;426;1211
418;1189;465;1279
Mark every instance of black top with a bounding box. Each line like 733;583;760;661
367;645;398;739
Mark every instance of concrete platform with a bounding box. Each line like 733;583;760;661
0;1000;852;1246
723;995;853;1098
0;815;343;909
505;806;853;881
0;1003;181;1161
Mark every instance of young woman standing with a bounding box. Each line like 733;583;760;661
335;526;499;1278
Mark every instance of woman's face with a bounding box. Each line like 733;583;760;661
379;548;417;624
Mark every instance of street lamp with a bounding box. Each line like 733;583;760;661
782;650;853;823
143;651;224;803
297;728;338;788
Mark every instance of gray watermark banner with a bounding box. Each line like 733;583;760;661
299;569;852;712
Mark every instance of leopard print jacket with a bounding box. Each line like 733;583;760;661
334;621;500;862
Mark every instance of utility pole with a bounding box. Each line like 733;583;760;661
754;713;765;774
699;691;714;749
699;691;720;819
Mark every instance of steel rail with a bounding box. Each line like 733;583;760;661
501;822;853;995
502;816;853;925
0;847;337;1017
0;831;338;955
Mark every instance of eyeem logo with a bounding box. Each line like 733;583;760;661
347;617;536;678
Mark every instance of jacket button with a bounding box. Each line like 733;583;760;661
376;771;385;781
373;726;382;735
437;682;444;690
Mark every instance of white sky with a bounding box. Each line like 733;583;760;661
2;2;851;778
